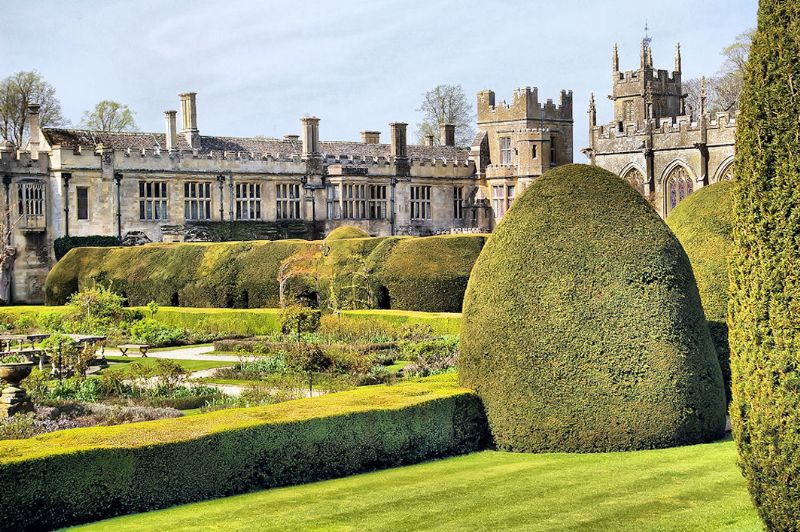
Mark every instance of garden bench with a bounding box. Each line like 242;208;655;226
117;344;151;358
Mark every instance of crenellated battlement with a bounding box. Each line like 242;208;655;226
592;110;738;140
477;87;572;124
615;68;680;86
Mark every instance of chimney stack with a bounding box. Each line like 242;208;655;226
164;110;178;151
300;116;320;158
179;92;200;149
440;123;455;146
424;134;435;146
360;131;380;144
389;122;407;159
27;104;40;158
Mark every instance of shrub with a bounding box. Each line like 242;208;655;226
666;181;734;403
728;3;800;527
53;235;120;261
325;225;370;241
460;164;726;453
279;305;321;337
370;235;487;312
129;318;187;347
0;375;487;530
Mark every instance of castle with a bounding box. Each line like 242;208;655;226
584;40;736;218
1;87;573;303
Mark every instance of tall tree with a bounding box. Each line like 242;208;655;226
79;100;138;132
415;84;475;147
684;30;753;118
0;71;65;147
729;1;800;528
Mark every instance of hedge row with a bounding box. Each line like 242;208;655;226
45;234;487;312
53;235;121;261
0;375;487;530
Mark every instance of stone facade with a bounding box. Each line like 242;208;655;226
584;41;736;218
2;86;574;303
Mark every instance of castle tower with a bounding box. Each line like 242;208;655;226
610;40;683;126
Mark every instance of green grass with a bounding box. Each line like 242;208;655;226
70;438;758;531
100;356;233;374
385;360;412;372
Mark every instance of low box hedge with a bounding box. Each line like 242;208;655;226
0;375;487;530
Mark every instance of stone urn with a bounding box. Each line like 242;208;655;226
0;362;34;417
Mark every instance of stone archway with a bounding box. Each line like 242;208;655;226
621;167;645;194
713;159;735;183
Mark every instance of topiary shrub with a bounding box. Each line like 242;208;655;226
666;181;734;404
325;225;370;241
371;235;487;312
53;235;121;261
728;2;800;527
460;164;726;453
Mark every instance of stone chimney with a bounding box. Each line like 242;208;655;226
389;122;407;159
361;131;380;144
179;92;200;149
424;134;435;146
300;116;320;158
27;103;40;158
164;110;178;151
440;123;455;146
284;134;300;142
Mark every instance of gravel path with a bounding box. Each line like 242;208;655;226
103;345;253;362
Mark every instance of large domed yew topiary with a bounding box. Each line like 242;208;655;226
666;181;734;404
460;164;726;453
325;225;370;241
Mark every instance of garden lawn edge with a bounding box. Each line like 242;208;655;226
0;374;486;530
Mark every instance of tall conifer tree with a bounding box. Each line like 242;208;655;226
729;1;800;528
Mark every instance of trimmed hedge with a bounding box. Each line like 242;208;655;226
370;235;487;312
45;234;487;312
0;375;487;530
729;2;800;527
53;235;121;261
666;181;734;403
325;225;370;240
460;164;726;453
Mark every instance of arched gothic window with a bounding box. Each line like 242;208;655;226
622;167;645;194
666;165;693;213
717;163;735;182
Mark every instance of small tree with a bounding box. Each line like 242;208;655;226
0;71;66;146
79;100;138;132
277;245;322;308
415;84;475;147
279;304;321;342
285;342;332;395
729;1;800;527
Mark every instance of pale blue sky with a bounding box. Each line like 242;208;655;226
4;0;756;158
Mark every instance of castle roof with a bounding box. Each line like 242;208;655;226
41;128;470;161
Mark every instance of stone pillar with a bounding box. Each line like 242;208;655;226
361;131;380;144
300;116;320;158
424;134;435;146
179;93;200;149
164;110;178;151
27;104;40;159
440;123;455;146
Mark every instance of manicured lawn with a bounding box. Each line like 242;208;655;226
100;356;232;374
71;439;759;531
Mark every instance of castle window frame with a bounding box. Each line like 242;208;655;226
326;183;340;220
410;185;432;221
500;137;512;165
531;145;538;159
275;182;300;220
184;181;212;221
236;182;262;220
492;185;506;217
368;184;387;220
665;165;694;214
549;137;557;167
76;186;89;220
17;181;46;229
343;183;367;219
138;180;168;221
453;186;464;220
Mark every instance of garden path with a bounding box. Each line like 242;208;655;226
104;345;249;362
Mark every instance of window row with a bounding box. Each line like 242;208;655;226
326;185;468;222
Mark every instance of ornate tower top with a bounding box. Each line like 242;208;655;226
613;43;619;72
675;42;682;73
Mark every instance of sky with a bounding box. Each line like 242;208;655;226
3;0;756;160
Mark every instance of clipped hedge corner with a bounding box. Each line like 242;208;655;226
0;375;486;530
460;164;726;453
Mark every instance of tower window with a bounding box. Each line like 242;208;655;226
531;145;537;159
500;137;512;164
550;137;557;167
76;187;89;220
